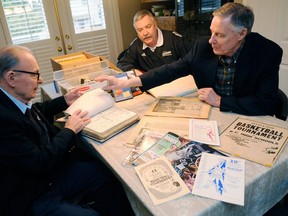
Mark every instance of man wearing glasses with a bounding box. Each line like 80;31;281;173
0;45;135;216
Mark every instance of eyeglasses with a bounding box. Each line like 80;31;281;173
13;70;40;80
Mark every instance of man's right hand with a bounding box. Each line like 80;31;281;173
64;109;91;134
95;74;142;91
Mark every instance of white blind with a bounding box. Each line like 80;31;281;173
3;0;50;44
70;0;106;34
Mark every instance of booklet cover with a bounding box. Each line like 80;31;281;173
192;152;245;206
134;156;190;205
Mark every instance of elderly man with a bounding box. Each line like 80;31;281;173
96;3;283;117
117;10;192;75
0;45;135;216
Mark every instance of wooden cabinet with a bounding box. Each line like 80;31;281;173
141;0;233;43
141;0;176;31
155;16;176;32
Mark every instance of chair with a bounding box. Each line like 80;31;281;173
117;49;128;61
275;89;288;121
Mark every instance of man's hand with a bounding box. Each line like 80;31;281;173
197;88;221;107
64;88;84;106
64;109;91;134
95;75;142;91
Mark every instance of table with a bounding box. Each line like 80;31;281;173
41;84;288;216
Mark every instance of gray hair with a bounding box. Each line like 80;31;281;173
213;3;254;34
0;45;32;78
133;10;155;28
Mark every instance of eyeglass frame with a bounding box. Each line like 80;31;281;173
12;69;40;80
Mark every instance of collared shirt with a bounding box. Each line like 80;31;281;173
215;42;244;96
142;28;164;52
0;87;32;114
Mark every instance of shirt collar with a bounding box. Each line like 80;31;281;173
231;40;245;62
142;28;164;51
0;88;32;114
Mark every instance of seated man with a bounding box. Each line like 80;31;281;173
0;45;135;216
96;3;283;117
117;10;192;75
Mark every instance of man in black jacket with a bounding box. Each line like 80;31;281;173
117;10;192;75
0;45;135;216
96;3;283;117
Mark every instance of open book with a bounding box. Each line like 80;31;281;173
148;75;197;97
64;88;139;142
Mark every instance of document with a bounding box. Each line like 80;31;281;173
192;152;245;206
189;119;220;146
148;75;197;97
145;96;211;119
64;88;139;142
134;156;190;205
216;117;288;167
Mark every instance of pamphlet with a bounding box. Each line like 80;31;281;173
192;152;245;206
189;119;220;146
134;156;190;205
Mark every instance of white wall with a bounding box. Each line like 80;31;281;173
243;0;288;95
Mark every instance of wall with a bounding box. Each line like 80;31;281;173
243;0;288;95
117;0;141;52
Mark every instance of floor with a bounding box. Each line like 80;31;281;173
264;197;288;216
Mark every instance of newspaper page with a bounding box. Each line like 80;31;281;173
216;117;288;167
192;152;245;206
145;97;211;119
134;156;190;205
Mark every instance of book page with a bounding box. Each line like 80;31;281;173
215;117;288;167
192;152;245;206
145;97;211;119
148;75;197;97
65;88;114;117
84;106;137;134
134;156;190;205
189;119;220;146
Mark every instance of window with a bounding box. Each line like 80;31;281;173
2;0;50;44
70;0;105;34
